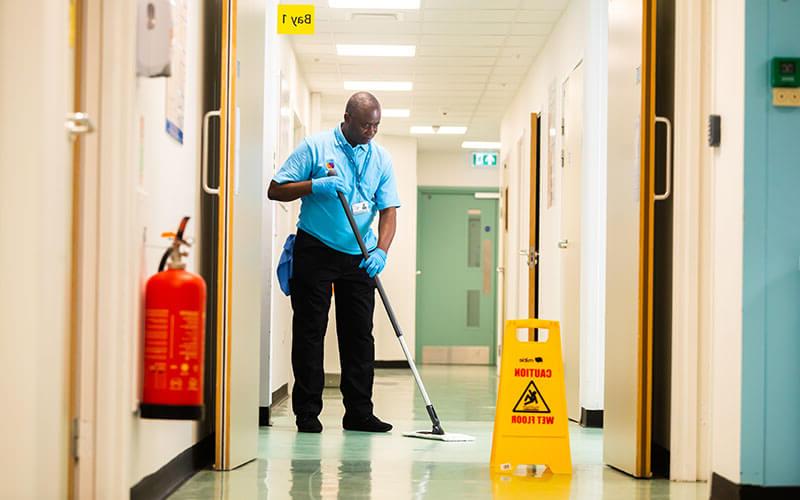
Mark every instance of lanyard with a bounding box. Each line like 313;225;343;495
336;135;373;201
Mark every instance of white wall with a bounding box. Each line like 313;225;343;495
499;0;606;410
417;151;499;188
267;19;312;397
0;1;73;497
579;0;608;413
128;0;205;484
708;0;744;483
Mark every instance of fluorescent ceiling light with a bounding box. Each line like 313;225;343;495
344;81;413;91
336;44;415;57
329;0;420;9
382;108;410;118
437;126;468;135
462;141;501;150
410;126;468;135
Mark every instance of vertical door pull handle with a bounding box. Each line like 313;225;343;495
654;116;672;201
202;110;221;196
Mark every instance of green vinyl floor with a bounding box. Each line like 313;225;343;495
169;366;709;499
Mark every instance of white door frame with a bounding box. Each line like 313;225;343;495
72;0;138;497
669;0;713;482
559;61;585;422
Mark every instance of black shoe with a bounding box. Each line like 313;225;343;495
296;415;323;433
342;414;392;433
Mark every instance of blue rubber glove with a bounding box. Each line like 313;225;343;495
311;171;345;198
360;248;387;278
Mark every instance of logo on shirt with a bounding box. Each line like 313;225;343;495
325;160;335;171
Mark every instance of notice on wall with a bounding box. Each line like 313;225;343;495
546;81;557;208
165;0;187;144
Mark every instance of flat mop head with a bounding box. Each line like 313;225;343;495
402;430;475;442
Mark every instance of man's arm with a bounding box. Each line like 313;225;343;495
267;179;312;202
376;207;397;253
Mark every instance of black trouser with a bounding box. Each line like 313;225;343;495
290;229;376;419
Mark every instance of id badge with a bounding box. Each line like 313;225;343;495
351;201;370;215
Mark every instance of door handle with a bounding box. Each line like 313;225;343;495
416;270;422;276
558;239;569;249
529;250;539;268
202;110;221;196
654;116;672;201
65;112;94;140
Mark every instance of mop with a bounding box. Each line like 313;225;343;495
335;189;475;442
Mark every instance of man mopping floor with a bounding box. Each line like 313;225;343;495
268;92;398;434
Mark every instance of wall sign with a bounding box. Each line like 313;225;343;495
277;4;315;35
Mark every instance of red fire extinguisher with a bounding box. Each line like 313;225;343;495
140;216;207;420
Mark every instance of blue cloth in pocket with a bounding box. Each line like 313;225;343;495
277;234;296;296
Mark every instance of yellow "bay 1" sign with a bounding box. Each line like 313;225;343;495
490;319;572;475
277;4;315;35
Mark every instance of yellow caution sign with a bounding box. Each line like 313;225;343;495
490;319;572;475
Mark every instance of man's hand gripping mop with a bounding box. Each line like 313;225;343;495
330;170;474;442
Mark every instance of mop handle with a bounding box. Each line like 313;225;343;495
336;192;403;337
335;191;438;414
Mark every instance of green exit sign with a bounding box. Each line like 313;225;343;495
471;152;498;168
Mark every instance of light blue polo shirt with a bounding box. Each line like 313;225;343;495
272;125;401;255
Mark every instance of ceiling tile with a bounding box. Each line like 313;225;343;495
509;23;552;36
419;35;506;47
424;0;520;8
422;9;516;23
422;22;510;36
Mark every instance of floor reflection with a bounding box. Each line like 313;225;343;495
169;367;709;500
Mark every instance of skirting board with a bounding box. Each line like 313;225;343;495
325;373;341;388
130;434;213;500
325;361;409;388
579;407;604;428
374;360;410;369
711;473;800;500
259;383;290;427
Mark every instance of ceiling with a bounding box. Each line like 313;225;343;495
291;0;569;151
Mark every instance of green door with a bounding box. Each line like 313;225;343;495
416;189;499;365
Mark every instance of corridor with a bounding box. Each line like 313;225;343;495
171;367;708;499
3;0;800;498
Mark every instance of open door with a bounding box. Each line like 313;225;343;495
527;113;541;320
204;0;266;471
605;0;665;478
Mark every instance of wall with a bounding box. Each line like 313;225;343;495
0;1;73;497
579;0;608;413
267;16;312;398
708;0;745;484
741;0;800;487
499;0;607;411
417;151;499;188
129;0;204;484
322;133;419;376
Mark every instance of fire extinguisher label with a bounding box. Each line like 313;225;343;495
143;306;205;405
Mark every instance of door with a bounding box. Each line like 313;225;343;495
528;114;542;320
560;63;585;422
416;190;499;365
0;1;82;498
606;0;664;478
205;0;266;471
